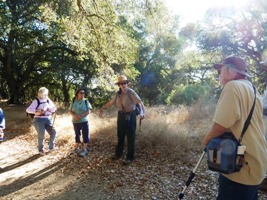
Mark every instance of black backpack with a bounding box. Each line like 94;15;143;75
27;98;49;119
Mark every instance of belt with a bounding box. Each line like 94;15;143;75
118;111;132;114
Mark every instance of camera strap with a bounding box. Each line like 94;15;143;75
238;86;256;143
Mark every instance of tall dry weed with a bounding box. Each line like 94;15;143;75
137;103;214;154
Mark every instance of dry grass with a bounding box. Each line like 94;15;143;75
1;100;215;155
2;101;267;200
138;102;214;154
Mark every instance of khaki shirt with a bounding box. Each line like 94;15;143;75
214;79;267;185
111;88;141;112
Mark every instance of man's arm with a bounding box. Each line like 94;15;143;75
202;122;227;146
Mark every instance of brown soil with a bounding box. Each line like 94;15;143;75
0;105;266;200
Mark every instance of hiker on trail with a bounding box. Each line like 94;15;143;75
0;108;5;142
203;56;267;199
26;87;57;155
69;88;92;157
99;75;146;165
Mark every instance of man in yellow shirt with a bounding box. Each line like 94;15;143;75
203;56;267;200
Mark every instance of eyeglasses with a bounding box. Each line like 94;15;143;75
79;92;85;94
119;82;127;85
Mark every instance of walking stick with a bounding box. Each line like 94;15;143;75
179;151;206;199
50;112;57;135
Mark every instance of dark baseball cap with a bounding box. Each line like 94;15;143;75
214;56;250;77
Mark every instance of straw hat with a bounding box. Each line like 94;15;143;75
115;75;130;85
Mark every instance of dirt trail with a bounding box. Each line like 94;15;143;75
0;106;266;200
0;109;116;200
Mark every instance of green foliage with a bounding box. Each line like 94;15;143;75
166;84;214;106
0;0;139;104
197;0;267;91
1;0;267;106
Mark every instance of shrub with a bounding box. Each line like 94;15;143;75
166;84;215;106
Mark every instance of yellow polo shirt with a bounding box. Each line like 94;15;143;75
214;79;267;185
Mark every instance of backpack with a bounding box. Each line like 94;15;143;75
27;98;49;119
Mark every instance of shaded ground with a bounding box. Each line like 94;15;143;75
0;105;266;200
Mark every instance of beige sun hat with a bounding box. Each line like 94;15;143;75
115;75;130;85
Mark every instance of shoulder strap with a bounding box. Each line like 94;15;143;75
70;97;75;109
71;98;89;110
126;89;134;103
238;86;256;143
35;98;40;109
84;99;89;109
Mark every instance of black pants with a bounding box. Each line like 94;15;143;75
116;111;136;160
217;174;258;200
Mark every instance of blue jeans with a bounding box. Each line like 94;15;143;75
73;121;89;143
116;111;136;160
33;117;57;151
217;174;258;200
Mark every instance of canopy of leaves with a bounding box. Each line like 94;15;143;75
0;0;267;106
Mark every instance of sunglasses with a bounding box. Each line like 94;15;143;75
79;92;85;94
217;69;221;75
119;82;127;85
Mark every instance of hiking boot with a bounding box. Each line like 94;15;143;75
259;177;267;191
48;147;58;152
39;150;45;156
70;147;80;155
122;159;133;165
111;154;121;161
79;149;88;157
